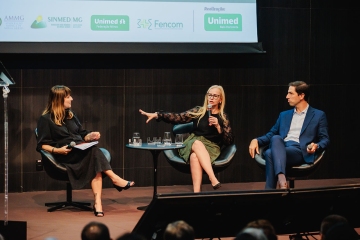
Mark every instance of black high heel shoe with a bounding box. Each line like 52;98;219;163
113;181;134;192
212;182;221;190
93;205;104;217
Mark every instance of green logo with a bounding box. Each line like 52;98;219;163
0;18;2;26
31;15;47;29
204;14;242;31
91;15;129;31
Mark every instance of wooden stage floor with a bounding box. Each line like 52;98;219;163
1;178;360;240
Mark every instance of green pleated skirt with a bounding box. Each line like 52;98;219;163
178;133;220;163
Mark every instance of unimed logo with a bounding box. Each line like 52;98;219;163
204;14;242;31
91;15;129;31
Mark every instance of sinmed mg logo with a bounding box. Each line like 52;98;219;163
91;15;129;31
204;14;242;31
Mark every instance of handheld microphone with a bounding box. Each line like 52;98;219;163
207;104;212;117
307;143;314;150
67;141;76;149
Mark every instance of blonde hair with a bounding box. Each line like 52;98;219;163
42;85;74;126
189;85;228;125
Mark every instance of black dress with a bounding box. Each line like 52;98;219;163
36;112;112;189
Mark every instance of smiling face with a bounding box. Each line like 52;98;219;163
207;87;222;108
63;94;73;109
286;86;304;107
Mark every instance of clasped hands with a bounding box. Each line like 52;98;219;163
248;139;318;158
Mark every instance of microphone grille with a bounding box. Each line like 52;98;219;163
207;104;212;109
70;141;76;147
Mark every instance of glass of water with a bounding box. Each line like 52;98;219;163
175;134;183;146
132;132;141;146
163;132;172;145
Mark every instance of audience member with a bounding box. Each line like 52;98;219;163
81;221;112;240
320;214;359;240
163;220;195;240
246;219;277;240
235;227;268;240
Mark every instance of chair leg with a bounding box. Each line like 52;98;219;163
45;182;92;212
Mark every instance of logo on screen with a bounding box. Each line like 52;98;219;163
137;19;183;30
137;19;152;30
204;14;242;31
31;15;47;29
91;15;129;31
0;18;2;27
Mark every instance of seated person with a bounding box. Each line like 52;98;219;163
249;81;330;189
139;85;234;192
163;220;195;240
36;85;135;217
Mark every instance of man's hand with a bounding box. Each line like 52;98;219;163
307;142;318;154
249;139;259;158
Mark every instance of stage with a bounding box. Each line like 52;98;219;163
1;178;360;240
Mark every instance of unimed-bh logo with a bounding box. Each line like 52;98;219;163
204;14;242;31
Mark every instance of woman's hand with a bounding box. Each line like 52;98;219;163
139;109;157;123
55;146;72;155
209;116;222;133
86;132;100;141
208;116;219;127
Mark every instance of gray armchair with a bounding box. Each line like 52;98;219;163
35;128;111;212
254;145;325;188
163;122;237;174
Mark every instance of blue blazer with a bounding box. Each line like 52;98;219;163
257;106;330;163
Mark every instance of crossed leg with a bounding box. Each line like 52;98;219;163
189;140;219;193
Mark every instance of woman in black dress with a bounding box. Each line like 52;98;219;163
36;85;135;217
139;85;234;192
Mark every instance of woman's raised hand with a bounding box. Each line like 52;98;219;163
139;109;157;123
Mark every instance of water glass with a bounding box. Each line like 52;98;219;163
175;134;183;145
163;132;172;145
154;137;162;145
132;132;141;146
133;138;142;146
147;137;155;145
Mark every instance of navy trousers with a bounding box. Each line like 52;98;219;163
264;135;305;189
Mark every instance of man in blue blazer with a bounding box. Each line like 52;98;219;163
249;81;330;189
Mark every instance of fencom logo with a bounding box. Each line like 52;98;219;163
137;19;152;30
204;14;242;31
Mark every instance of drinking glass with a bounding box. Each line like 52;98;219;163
154;137;162;145
163;132;172;145
147;137;155;145
132;132;141;146
175;134;183;145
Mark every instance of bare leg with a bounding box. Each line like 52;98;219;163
91;172;103;216
103;170;135;187
189;152;203;193
191;140;219;186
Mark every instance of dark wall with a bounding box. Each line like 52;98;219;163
0;0;359;193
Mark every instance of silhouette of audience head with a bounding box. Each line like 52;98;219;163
235;227;268;240
81;221;111;240
246;219;278;240
163;220;195;240
116;232;146;240
320;214;359;240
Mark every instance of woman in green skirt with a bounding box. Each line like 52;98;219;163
139;85;234;192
